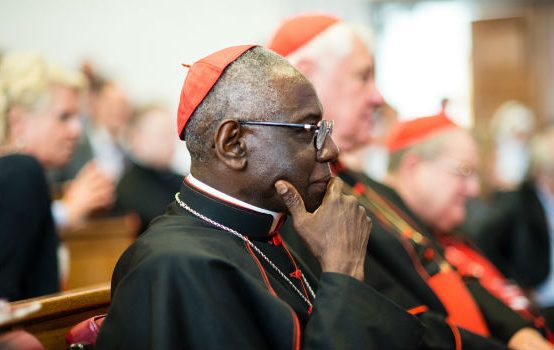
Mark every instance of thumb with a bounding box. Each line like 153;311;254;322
275;180;307;218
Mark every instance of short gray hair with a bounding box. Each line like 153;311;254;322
184;46;304;162
387;130;454;172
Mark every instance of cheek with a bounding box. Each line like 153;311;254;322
253;142;313;191
434;184;467;224
354;116;373;139
28;120;56;147
260;150;309;184
415;173;451;214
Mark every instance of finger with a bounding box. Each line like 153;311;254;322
274;180;307;217
320;177;343;205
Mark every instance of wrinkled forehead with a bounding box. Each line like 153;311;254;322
269;68;323;124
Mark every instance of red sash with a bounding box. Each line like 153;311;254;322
334;168;491;337
428;269;490;336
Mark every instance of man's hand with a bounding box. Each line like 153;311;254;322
275;177;371;281
61;161;115;228
508;327;554;350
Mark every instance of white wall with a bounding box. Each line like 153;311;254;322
374;1;473;126
1;0;477;171
0;0;373;173
0;0;372;108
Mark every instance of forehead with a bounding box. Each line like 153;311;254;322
441;129;480;163
47;85;79;110
344;35;374;72
270;71;323;124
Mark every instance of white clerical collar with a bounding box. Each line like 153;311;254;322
185;174;285;233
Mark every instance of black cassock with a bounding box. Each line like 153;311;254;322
96;179;423;349
330;166;531;350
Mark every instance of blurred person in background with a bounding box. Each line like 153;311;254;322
53;72;132;183
489;100;536;192
1;52;116;301
0;52;83;300
477;126;554;319
460;101;536;239
380;115;553;346
340;103;398;181
115;105;182;234
269;13;553;349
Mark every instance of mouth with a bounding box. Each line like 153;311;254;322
310;175;331;190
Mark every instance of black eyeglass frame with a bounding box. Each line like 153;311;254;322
238;120;334;151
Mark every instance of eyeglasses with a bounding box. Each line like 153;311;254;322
238;120;334;151
436;156;478;179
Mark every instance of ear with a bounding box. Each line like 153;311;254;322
214;119;247;170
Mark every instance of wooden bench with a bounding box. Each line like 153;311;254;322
0;283;110;349
60;214;138;289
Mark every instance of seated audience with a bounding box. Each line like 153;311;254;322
53;75;132;183
96;45;424;349
269;13;552;349
115;105;182;234
366;115;553;348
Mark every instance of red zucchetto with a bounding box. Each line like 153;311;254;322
386;114;458;153
267;14;340;57
177;44;256;140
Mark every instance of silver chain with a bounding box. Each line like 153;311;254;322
175;192;316;308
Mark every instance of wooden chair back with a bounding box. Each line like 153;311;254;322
0;283;110;349
60;214;138;289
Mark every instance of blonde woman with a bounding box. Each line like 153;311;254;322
0;52;85;300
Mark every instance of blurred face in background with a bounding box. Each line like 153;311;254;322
13;85;82;168
128;108;176;169
92;83;132;137
314;35;384;153
408;130;481;232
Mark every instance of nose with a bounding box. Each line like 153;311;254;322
368;83;385;107
317;135;339;163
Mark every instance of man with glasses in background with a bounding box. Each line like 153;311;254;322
352;114;554;350
96;45;423;349
268;13;554;350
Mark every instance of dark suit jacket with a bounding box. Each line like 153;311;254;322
477;180;550;288
0;154;59;301
281;168;525;349
115;161;183;234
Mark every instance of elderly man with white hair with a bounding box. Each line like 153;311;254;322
269;13;554;350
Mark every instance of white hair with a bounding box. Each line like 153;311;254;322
285;21;374;75
490;100;536;140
